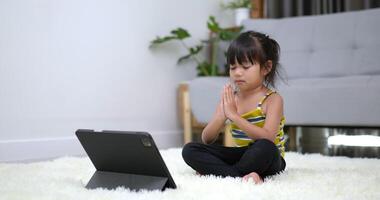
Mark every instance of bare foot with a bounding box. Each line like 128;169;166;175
242;172;263;184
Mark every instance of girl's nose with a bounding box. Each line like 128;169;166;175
234;67;243;76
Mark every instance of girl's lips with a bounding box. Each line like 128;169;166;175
234;80;245;84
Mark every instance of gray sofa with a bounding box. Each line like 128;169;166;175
189;8;380;128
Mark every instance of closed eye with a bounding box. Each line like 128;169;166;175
230;64;252;70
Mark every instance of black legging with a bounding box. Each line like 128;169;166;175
182;139;286;179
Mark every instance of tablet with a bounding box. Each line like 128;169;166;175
76;129;176;191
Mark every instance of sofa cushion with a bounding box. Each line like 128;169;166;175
307;12;355;77
353;9;380;75
280;51;311;79
355;9;380;47
277;75;380;126
352;46;380;75
308;49;353;77
268;17;314;52
241;8;380;79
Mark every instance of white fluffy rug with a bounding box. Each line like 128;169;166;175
1;148;380;200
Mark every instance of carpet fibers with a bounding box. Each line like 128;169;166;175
1;148;379;200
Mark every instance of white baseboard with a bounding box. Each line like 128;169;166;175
0;130;183;162
0;137;85;163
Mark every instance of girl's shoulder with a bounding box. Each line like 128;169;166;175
265;91;283;105
261;91;284;113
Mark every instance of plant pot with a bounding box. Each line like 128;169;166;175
234;8;250;26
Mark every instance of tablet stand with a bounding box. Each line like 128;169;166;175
86;170;169;191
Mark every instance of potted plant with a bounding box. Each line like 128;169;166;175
150;16;242;76
222;0;252;26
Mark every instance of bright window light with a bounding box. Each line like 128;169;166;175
328;135;380;147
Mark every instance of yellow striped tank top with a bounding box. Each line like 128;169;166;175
227;90;286;157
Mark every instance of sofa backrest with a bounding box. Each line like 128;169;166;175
240;8;380;79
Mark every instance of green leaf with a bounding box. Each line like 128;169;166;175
210;64;218;76
219;26;243;41
171;28;191;40
190;45;203;55
150;36;177;46
207;16;221;33
223;0;251;9
177;45;203;64
197;62;211;76
177;54;192;64
150;27;190;47
197;62;220;76
219;31;237;41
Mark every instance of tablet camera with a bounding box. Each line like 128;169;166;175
141;137;152;147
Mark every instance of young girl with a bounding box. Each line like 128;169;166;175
182;31;286;184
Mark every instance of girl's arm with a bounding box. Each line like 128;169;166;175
223;85;283;142
201;96;227;144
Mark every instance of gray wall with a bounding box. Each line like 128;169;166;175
0;0;234;161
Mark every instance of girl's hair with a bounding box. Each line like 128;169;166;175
226;31;283;89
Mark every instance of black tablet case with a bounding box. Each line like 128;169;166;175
76;129;176;191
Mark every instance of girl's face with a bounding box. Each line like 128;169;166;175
229;61;268;92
